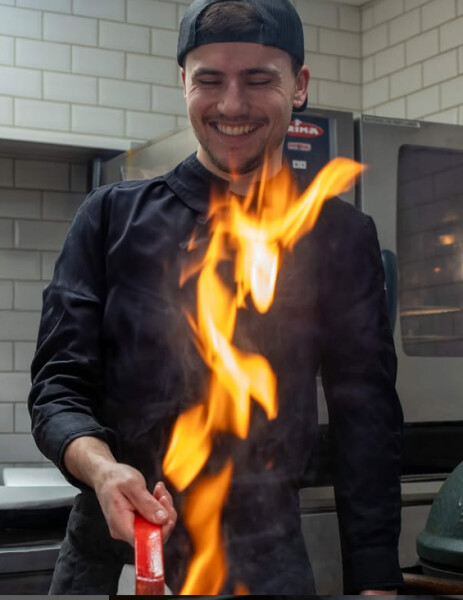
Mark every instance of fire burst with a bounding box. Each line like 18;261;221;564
162;157;365;594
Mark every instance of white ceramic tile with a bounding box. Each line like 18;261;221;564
17;0;71;12
406;85;440;119
44;12;97;46
375;44;406;78
127;0;177;29
363;77;389;109
126;111;175;141
14;403;32;433
406;29;439;65
72;46;125;79
423;50;458;87
41;251;59;280
319;28;361;59
0;158;13;187
126;54;178;86
0;35;14;65
151;85;186;115
151;28;178;58
0;219;13;248
0;404;13;433
99;79;150;111
14;342;36;372
373;0;405;25
15;220;70;251
340;58;361;85
305;52;339;81
339;5;361;33
15;159;70;191
0;434;44;462
42;191;83;220
0;309;39;342
44;72;97;105
295;0;338;29
389;9;420;46
16;39;71;72
0;190;41;219
72;105;125;137
441;75;463;110
99;20;149;54
0;66;41;99
15;99;71;133
390;64;423;98
73;0;125;22
0;341;13;370
423;107;459;125
14;281;46;311
363;24;388;57
440;16;463;52
318;80;361;111
422;0;456;31
0;5;42;38
303;25;318;53
0;97;13;126
374;98;407;119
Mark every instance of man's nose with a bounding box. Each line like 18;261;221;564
217;81;248;117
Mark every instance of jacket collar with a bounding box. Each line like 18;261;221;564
164;153;229;215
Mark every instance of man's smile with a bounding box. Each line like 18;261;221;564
210;122;263;137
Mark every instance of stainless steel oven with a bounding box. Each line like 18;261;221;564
356;114;463;427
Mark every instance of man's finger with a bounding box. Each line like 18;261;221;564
107;506;135;545
154;481;173;504
128;486;168;524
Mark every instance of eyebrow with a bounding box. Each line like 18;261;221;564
191;67;281;78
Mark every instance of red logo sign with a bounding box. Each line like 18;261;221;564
287;120;324;138
288;142;312;152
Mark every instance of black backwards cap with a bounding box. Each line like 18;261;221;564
177;0;307;111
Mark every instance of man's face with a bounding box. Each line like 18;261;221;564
182;42;309;181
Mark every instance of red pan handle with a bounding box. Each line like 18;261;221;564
134;514;165;595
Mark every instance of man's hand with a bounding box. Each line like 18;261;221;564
95;463;177;546
64;436;177;546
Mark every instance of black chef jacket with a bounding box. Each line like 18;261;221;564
29;153;404;594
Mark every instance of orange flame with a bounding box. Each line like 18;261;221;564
162;157;365;594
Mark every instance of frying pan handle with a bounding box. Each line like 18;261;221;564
134;515;165;595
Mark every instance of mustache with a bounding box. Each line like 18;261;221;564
205;116;268;125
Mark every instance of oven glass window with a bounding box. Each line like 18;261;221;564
397;144;463;356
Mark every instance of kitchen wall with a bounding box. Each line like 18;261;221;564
0;0;462;469
0;152;87;471
362;0;463;123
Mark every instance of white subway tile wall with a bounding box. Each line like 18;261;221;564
1;0;463;467
0;0;373;148
0;153;90;464
363;0;463;121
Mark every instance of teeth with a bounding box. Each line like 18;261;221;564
216;123;256;136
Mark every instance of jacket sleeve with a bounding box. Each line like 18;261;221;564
319;210;404;593
28;186;116;489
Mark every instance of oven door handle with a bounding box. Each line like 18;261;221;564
381;249;398;333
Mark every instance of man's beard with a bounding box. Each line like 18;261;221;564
204;143;267;176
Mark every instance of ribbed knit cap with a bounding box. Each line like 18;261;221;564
177;0;305;68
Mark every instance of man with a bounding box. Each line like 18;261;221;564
28;0;404;594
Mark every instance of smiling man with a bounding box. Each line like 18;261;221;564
29;0;403;595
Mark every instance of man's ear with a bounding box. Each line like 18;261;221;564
181;68;187;97
293;65;310;109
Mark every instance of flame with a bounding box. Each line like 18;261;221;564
162;157;365;594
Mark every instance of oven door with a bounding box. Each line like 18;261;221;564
356;114;463;432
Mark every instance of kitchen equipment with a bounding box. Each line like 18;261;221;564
0;467;78;594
